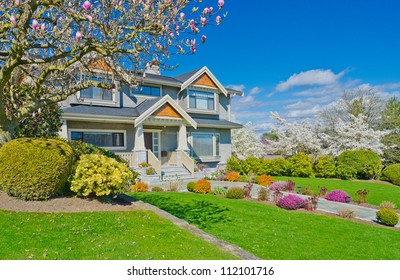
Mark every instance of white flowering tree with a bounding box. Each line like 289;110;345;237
231;122;265;160
267;112;322;158
0;0;227;136
320;114;388;157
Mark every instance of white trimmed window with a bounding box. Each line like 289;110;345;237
188;90;215;111
70;130;126;150
189;133;220;159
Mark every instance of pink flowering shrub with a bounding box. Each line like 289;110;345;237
269;181;288;191
276;194;308;210
325;190;352;203
269;180;295;192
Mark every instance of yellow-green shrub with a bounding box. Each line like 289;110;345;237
225;171;241;182
336;150;382;179
382;164;400;186
71;154;133;197
132;182;149;192
193;179;211;194
0;138;73;200
225;187;244;199
376;208;399;227
315;155;336;178
289;153;314;177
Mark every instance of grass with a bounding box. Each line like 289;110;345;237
129;192;400;260
273;176;400;207
0;210;237;260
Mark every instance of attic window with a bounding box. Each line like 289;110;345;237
132;85;161;96
189;90;215;110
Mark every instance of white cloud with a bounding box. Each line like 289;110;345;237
249;86;262;95
275;69;345;92
286;104;323;118
226;84;246;92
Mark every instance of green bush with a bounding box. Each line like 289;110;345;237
146;167;155;175
187;182;196;192
71;154;133;197
225;187;244;199
241;157;263;174
336;150;382;180
382;164;400;186
315;155;336;178
226;155;242;173
0;138;74;200
260;158;291;176
288;153;314;177
152;186;164;192
376;208;399;227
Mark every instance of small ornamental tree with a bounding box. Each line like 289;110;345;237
231;122;266;160
0;0;228;136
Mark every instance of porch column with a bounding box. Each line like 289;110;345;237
177;123;189;151
59;120;68;139
176;123;189;167
133;124;147;163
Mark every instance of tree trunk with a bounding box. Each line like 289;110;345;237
0;100;18;138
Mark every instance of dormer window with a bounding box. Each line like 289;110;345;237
80;87;113;100
131;85;161;96
189;90;215;110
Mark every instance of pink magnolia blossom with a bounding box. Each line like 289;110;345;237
200;17;207;26
190;39;196;45
32;20;39;30
75;31;83;41
203;8;210;14
209;7;214;12
85;15;93;22
189;19;195;26
82;1;92;11
201;35;207;43
41;23;45;31
180;12;185;19
191;45;196;54
216;16;221;24
14;0;20;5
218;0;224;8
10;16;17;25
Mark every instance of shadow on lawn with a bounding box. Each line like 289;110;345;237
131;194;231;229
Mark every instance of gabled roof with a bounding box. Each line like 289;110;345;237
175;66;229;96
134;95;197;128
63;105;138;117
174;68;202;83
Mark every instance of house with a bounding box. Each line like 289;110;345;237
59;65;243;180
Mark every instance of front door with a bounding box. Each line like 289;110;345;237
144;131;160;159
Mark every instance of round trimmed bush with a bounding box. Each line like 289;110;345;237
315;155;336;178
336;150;382;179
71;154;133;197
0;138;74;200
193;179;211;194
132;182;149;192
187;181;196;192
225;187;244;199
276;194;308;210
256;174;275;186
152;186;164;192
289;153;314;177
325;190;352;203
224;171;241;182
376;208;399;227
382;164;400;186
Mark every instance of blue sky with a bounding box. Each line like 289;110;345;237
168;0;400;133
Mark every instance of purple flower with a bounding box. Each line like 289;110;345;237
277;194;308;210
75;31;83;41
10;16;17;25
201;35;207;43
32;20;39;30
326;190;352;203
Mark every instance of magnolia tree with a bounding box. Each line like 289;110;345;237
0;0;227;135
320;114;388;157
231;122;265;160
267;112;322;158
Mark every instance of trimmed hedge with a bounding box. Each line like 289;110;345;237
0;138;74;200
336;150;382;179
382;164;400;186
376;208;399;227
288;153;314;177
315;155;336;178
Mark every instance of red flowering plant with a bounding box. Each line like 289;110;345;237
276;194;308;210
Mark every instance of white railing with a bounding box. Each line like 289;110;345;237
147;149;161;176
115;152;137;168
180;150;194;178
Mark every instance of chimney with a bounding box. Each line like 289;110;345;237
144;62;161;75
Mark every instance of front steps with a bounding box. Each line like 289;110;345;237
136;165;195;185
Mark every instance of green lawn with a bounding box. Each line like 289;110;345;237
274;176;400;207
0;210;237;260
129;192;400;260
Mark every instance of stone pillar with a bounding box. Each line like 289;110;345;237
133;124;147;163
59;120;68;139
